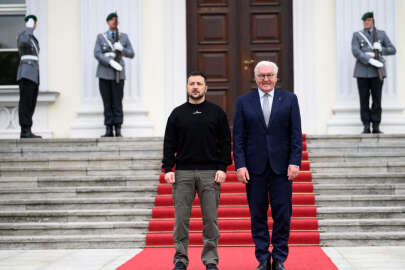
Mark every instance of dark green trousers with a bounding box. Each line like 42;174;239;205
172;170;220;266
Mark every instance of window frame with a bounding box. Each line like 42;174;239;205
0;2;26;89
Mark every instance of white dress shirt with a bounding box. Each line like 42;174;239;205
258;88;275;118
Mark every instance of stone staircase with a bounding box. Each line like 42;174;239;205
0;138;163;249
308;134;405;246
2;135;405;249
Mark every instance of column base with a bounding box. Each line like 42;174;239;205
0;89;59;139
70;99;154;138
327;102;405;134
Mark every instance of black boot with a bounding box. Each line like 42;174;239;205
362;124;371;134
20;127;30;138
372;123;383;134
101;125;114;137
20;127;41;139
114;124;122;137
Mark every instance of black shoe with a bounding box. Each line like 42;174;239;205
257;259;271;270
20;128;42;139
114;124;122;137
173;261;186;270
272;260;286;270
372;124;383;134
101;126;114;137
362;125;371;134
206;263;218;270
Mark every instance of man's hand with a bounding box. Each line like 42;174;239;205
373;41;382;52
288;165;300;181
114;42;124;51
109;59;123;71
237;167;250;184
214;170;226;184
368;58;383;68
165;172;175;184
365;52;375;58
25;18;35;28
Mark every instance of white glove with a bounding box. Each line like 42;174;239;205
365;52;375;57
109;59;123;71
25;18;35;28
373;41;382;52
368;58;383;68
113;42;123;51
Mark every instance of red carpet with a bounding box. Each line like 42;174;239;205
117;247;337;270
117;134;337;269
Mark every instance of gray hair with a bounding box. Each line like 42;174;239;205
254;61;279;77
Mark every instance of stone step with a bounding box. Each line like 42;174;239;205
314;184;405;195
0;221;149;236
319;232;405;246
318;219;405;232
0;209;152;223
0;146;163;158
0;137;163;148
308;152;405;163
317;207;405;219
0;234;146;249
0;197;155;211
311;161;405;173
308;143;405;153
316;195;405;207
312;172;405;184
0;155;162;168
307;134;405;144
0;186;157;199
0;175;159;188
0;166;161;177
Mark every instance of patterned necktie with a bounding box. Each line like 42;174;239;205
111;32;115;41
263;93;270;127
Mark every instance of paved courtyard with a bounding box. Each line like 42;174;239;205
0;247;405;270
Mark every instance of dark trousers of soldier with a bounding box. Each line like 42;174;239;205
18;78;39;129
99;78;124;126
357;77;383;126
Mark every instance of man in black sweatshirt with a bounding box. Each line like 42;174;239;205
162;71;232;270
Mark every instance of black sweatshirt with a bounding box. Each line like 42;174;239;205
162;100;232;173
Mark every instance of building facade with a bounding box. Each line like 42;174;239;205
0;0;404;138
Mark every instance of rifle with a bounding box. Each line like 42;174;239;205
114;27;122;83
372;22;383;81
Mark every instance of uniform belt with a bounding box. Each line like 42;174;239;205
104;52;116;58
21;55;39;61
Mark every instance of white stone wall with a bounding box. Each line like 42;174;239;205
2;0;404;137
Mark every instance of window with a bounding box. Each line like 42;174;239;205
0;0;26;86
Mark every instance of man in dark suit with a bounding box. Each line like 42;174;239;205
233;61;302;270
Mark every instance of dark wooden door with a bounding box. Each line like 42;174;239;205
187;0;293;121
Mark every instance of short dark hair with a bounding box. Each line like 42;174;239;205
187;71;207;84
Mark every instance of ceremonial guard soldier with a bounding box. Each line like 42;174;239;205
17;14;42;138
94;12;134;137
352;12;396;134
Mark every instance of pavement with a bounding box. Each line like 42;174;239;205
0;247;405;269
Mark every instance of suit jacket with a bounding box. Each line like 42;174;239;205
233;89;302;175
94;31;135;80
16;27;40;84
352;29;396;78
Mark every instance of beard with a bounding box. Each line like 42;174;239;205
188;91;205;100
